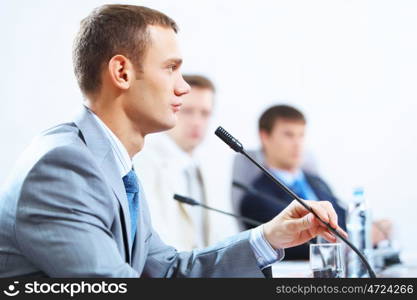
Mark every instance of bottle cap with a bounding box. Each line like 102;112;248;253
353;187;364;197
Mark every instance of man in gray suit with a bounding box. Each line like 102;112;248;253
0;4;346;277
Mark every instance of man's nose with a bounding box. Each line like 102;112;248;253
175;76;191;97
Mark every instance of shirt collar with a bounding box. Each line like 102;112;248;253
91;112;132;178
158;134;197;169
270;167;304;186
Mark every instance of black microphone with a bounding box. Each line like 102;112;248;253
173;194;261;227
173;194;199;206
216;126;377;278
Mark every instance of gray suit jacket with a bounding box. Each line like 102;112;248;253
0;107;265;277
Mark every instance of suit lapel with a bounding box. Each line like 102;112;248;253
100;153;133;253
131;184;148;270
73;106;133;262
257;173;293;204
305;174;327;201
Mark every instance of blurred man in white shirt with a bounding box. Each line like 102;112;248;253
134;75;237;251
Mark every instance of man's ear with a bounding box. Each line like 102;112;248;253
259;130;270;147
107;55;135;90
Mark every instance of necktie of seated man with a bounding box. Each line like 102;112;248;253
122;169;139;243
290;179;308;200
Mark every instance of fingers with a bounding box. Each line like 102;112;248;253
375;219;393;235
307;200;348;239
297;213;314;231
287;200;310;218
309;201;340;229
315;225;339;243
308;201;330;224
335;227;348;239
320;230;337;243
286;199;348;241
325;202;338;229
315;221;348;240
288;200;333;221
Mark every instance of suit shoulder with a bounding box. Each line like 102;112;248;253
304;171;335;196
251;171;271;187
37;122;87;156
304;171;327;185
41;122;78;136
10;123;92;178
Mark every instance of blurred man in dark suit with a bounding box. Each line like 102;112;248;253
239;105;347;260
239;105;392;260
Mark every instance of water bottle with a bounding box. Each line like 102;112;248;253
346;187;373;277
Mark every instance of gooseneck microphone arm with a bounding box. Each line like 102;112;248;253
173;194;262;227
215;126;376;278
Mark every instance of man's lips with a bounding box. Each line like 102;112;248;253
171;103;182;112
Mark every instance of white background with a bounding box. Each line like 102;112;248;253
1;0;416;258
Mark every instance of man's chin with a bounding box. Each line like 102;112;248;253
158;114;177;129
153;124;176;134
281;159;300;171
144;119;177;135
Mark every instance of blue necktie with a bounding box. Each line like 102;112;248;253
290;179;308;200
122;169;139;242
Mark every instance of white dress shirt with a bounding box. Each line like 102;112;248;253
92;112;132;178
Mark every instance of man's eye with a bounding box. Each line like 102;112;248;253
168;64;178;71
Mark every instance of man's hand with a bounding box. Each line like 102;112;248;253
372;219;393;245
263;200;348;249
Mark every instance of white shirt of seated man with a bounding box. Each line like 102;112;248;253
134;80;237;251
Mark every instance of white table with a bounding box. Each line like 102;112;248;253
271;260;417;278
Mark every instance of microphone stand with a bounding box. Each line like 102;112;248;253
173;194;261;227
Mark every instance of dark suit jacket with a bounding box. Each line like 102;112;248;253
240;171;347;260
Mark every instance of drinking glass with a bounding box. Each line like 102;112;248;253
310;243;344;278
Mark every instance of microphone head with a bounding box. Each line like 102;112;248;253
173;194;198;206
232;181;248;191
215;126;244;153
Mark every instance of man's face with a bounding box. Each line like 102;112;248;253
260;119;306;171
123;25;190;135
168;87;214;153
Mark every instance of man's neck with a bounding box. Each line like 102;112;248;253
175;141;194;157
167;134;195;157
265;156;298;174
86;100;144;158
